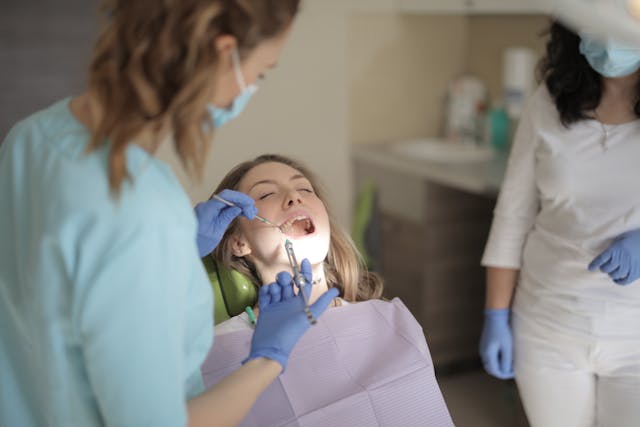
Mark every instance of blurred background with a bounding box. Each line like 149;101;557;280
0;1;553;425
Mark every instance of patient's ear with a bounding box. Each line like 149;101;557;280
230;233;252;257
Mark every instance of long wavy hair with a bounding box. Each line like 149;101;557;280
86;0;300;195
538;21;640;126
211;154;385;302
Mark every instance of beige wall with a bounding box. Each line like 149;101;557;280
349;13;550;146
349;15;468;145
467;15;550;102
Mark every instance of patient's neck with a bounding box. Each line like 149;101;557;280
307;266;329;304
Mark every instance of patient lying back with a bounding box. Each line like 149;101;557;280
202;154;452;426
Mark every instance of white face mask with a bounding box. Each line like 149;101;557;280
579;34;640;78
208;47;258;128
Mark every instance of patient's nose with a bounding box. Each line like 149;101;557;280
285;191;302;207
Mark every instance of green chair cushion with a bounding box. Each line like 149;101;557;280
202;256;258;325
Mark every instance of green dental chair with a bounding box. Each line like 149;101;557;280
202;256;257;325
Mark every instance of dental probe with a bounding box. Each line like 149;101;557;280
284;239;316;325
212;194;280;228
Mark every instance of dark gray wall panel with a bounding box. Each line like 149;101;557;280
0;0;99;138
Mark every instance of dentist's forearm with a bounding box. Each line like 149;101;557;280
485;267;519;309
187;357;282;427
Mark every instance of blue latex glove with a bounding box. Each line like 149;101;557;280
588;229;640;285
194;189;257;257
246;258;339;371
479;308;514;380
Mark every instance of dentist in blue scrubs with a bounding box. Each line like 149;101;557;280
0;1;337;426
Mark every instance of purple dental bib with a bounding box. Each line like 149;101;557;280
201;298;453;427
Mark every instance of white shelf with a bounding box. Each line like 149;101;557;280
352;143;508;199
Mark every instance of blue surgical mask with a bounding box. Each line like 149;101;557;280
579;34;640;78
208;47;258;128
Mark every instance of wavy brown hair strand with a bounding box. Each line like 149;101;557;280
86;0;300;195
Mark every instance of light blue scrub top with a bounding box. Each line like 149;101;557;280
0;99;214;426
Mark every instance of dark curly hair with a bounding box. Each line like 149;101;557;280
538;21;640;126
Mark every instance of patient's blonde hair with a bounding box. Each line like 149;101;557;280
211;154;384;302
86;0;300;195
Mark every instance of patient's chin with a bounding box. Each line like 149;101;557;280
296;246;329;267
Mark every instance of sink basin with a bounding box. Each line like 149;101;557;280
389;138;494;163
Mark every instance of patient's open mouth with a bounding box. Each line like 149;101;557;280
279;215;316;237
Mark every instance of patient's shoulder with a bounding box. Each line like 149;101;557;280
334;297;349;307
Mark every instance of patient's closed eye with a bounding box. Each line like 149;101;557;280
258;192;275;200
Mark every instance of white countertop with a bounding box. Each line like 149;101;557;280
352;142;508;197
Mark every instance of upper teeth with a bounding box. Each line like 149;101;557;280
280;216;311;232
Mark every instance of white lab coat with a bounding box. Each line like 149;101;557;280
482;85;640;427
483;84;640;328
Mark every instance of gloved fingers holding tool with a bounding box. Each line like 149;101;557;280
247;258;339;371
194;189;258;257
479;308;514;380
589;229;640;285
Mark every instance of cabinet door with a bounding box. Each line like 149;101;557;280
397;0;549;14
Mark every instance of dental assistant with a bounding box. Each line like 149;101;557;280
0;1;338;427
479;22;640;427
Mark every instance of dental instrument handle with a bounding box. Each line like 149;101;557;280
284;239;317;325
212;194;279;228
